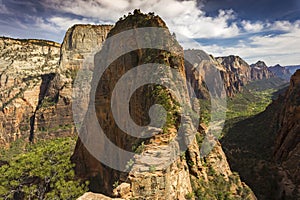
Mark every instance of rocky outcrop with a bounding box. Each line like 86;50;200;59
269;64;292;80
0;37;61;146
250;61;275;80
273;70;300;197
71;10;255;200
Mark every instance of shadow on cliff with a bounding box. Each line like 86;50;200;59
29;73;56;142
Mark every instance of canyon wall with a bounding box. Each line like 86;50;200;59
0;37;61;146
273;70;300;198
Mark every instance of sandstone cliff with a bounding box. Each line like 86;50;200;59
72;10;255;200
215;55;252;97
33;24;113;143
0;37;61;146
273;70;300;198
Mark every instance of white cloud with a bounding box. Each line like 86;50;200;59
270;20;300;32
241;20;264;32
199;22;300;65
47;17;99;31
41;0;240;38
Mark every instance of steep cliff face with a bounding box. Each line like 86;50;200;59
72;11;255;199
269;64;292;80
33;24;113;143
185;51;252;98
59;24;113;72
216;55;251;97
250;61;275;80
0;37;60;146
273;70;300;197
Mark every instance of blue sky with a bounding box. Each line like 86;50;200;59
0;0;299;65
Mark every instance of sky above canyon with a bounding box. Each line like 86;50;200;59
0;0;299;65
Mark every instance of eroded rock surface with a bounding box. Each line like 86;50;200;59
273;70;300;198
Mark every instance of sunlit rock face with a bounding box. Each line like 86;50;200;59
0;37;60;146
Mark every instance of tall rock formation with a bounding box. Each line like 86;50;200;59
33;24;113;142
250;61;275;80
0;37;61;146
72;10;255;200
273;70;300;198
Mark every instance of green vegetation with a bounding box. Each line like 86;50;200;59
38;124;73;133
151;85;179;134
200;78;288;126
226;89;274;120
185;192;195;199
195;79;289;199
125;159;135;171
148;165;156;173
132;141;145;154
191;166;252;200
40;96;56;108
112;181;119;189
218;79;288;199
0;137;88;199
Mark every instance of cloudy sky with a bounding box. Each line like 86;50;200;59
0;0;299;65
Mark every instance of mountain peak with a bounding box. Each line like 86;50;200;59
108;9;167;38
